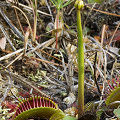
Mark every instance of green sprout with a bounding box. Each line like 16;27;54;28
74;0;84;119
50;0;74;11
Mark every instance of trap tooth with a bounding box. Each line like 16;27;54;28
16;106;22;114
33;96;35;108
20;102;24;112
25;100;29;110
45;98;47;107
39;96;42;107
42;97;44;107
36;96;38;108
22;101;26;111
108;84;114;90
113;81;118;88
116;76;120;83
104;92;109;96
27;98;32;109
48;98;50;107
105;88;110;94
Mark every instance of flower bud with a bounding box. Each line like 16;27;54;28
74;0;79;8
74;0;84;10
78;1;84;9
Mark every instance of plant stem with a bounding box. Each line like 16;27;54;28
33;0;37;42
56;12;59;53
77;8;84;119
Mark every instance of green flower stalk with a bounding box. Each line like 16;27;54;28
74;0;84;119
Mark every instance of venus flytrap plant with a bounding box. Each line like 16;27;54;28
105;78;120;107
74;0;84;119
11;96;76;120
12;96;65;120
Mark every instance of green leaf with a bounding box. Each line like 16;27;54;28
62;0;74;8
62;116;77;120
87;0;96;3
83;27;90;35
87;0;103;3
50;113;65;120
95;0;103;3
50;0;74;11
114;108;120;118
96;109;104;120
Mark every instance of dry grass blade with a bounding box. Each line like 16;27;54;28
86;5;120;17
0;49;23;61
